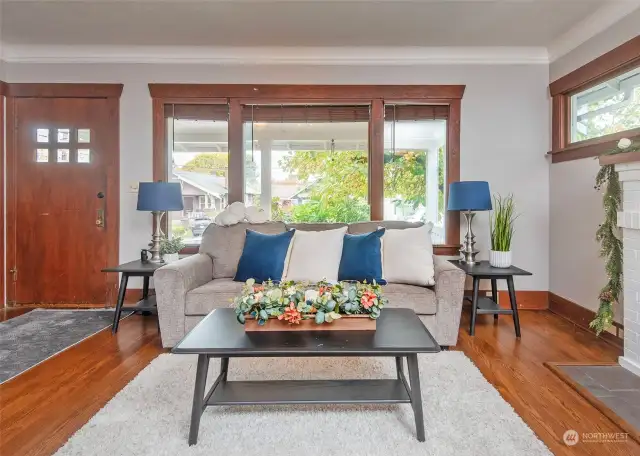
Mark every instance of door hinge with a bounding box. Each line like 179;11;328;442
9;267;17;282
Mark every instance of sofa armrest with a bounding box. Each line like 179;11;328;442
432;255;466;346
154;253;213;348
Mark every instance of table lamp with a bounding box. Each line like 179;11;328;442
137;182;184;263
448;181;492;264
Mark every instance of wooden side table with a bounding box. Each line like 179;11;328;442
449;260;532;338
102;260;165;333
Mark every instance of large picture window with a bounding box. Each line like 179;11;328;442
150;84;464;254
244;105;369;223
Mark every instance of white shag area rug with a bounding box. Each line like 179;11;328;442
55;352;551;456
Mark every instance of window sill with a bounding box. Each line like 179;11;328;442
549;128;640;164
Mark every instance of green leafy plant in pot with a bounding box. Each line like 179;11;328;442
489;194;517;268
160;236;184;264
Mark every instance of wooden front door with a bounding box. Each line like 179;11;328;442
7;94;120;305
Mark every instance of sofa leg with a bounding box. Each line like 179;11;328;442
440;345;450;351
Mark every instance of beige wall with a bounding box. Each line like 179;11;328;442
4;62;551;291
548;14;638;315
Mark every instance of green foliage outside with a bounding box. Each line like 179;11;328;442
275;148;444;223
180;147;445;224
575;86;640;141
182;153;228;176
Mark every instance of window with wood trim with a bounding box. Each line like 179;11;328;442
243;104;370;223
384;105;447;243
150;84;464;254
165;103;229;244
549;36;640;163
570;67;640;143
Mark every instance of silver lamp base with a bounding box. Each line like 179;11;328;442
460;210;479;265
147;211;165;263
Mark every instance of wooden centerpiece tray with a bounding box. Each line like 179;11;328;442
244;314;376;332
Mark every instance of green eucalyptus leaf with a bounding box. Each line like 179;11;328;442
237;313;246;324
315;311;325;324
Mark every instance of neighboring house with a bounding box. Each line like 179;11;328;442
172;170;229;216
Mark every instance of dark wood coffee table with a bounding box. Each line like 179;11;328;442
173;308;439;445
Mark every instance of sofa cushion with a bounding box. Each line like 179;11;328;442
382;283;437;315
234;229;295;283
199;222;286;279
284;226;348;282
348;220;423;234
383;223;435;286
338;229;385;283
185;278;243;316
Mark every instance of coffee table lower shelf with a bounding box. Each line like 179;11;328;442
188;354;425;445
208;379;412;406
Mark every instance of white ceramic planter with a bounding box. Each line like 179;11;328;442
489;250;512;268
163;253;180;264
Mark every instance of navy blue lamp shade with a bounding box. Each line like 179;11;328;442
447;181;492;211
137;182;184;212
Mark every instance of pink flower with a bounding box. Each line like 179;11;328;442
361;291;377;309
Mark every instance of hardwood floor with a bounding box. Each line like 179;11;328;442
0;308;637;456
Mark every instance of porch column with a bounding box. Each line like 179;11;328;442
615;161;640;377
426;147;439;226
257;139;272;217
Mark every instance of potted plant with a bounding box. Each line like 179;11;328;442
489;194;517;268
160;236;184;263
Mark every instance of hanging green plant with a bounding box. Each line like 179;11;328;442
592;138;639;334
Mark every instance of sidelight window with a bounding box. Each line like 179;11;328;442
165;104;229;244
384;105;447;243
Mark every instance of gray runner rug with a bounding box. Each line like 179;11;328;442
0;309;120;383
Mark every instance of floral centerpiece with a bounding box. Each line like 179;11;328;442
233;278;387;328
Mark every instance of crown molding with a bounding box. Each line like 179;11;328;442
2;45;549;65
548;1;640;62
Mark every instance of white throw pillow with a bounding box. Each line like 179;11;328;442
382;223;435;286
284;227;348;283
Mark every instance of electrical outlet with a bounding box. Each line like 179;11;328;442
129;183;139;193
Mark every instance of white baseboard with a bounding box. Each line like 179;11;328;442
619;356;640;377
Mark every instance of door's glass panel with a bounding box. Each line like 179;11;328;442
36;149;49;163
57;129;70;143
243;105;370;223
383;106;447;244
57;149;70;163
77;149;91;163
168;116;229;245
570;66;640;142
36;129;49;143
77;129;91;143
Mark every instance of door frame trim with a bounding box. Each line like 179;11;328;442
5;84;122;305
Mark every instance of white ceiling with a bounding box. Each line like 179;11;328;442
1;1;638;63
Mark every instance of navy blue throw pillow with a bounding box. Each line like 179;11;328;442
338;229;386;284
234;229;295;283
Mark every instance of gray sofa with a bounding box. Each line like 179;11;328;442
154;220;466;348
